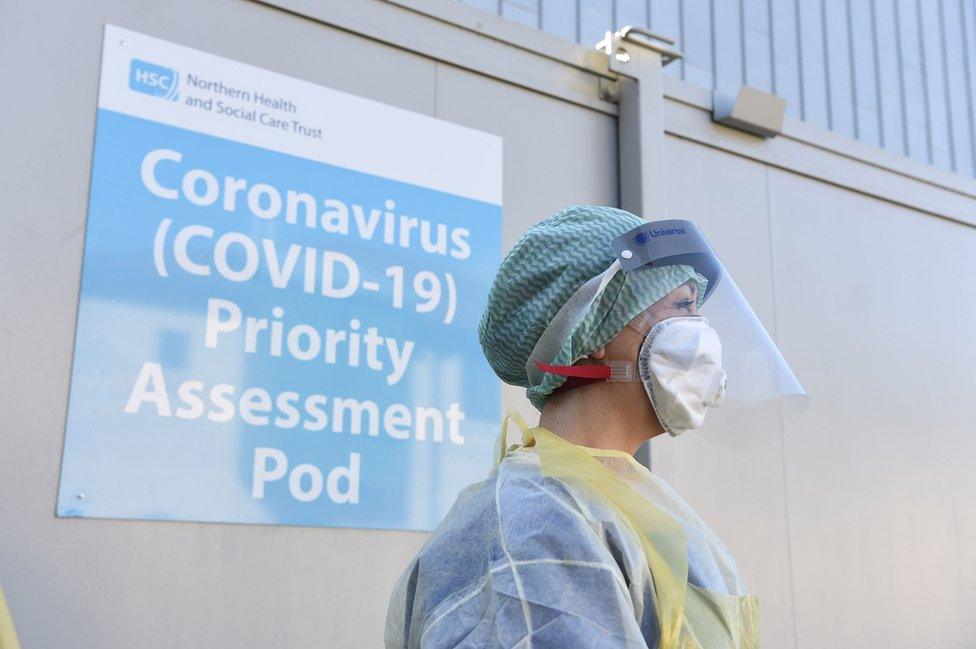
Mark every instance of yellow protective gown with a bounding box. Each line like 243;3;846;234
385;412;759;648
0;586;21;649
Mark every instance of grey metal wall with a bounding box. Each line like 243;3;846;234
463;0;976;179
2;0;975;647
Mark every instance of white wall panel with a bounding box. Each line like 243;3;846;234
768;167;976;647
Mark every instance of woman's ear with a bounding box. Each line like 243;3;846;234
588;346;607;360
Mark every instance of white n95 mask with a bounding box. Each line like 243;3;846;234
638;316;727;437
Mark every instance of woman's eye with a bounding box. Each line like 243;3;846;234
675;300;693;310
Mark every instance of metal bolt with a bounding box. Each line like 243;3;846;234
621;249;633;259
119;39;126;46
76;492;86;500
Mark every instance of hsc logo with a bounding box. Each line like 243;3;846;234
129;59;180;101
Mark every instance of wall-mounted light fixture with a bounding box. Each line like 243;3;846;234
712;86;786;138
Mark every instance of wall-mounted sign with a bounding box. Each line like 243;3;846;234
56;24;502;531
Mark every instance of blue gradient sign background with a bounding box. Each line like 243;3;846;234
58;97;500;531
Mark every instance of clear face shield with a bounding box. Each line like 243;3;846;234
526;219;808;450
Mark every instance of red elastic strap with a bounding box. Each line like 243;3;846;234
534;361;612;380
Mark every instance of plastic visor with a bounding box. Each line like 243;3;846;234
528;219;808;449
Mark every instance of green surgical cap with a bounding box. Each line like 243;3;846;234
478;205;706;410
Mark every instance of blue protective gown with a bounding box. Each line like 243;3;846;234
385;445;748;648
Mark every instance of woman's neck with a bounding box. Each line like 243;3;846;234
537;385;664;455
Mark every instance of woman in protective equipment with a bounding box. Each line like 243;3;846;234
385;205;806;648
